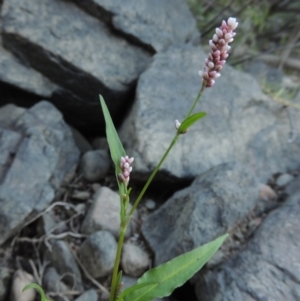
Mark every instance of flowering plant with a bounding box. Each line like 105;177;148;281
24;17;238;301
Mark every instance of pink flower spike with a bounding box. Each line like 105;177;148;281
119;155;134;185
198;17;238;88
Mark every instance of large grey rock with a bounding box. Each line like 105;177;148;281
142;162;260;265
0;36;59;98
50;240;84;291
120;45;300;182
195;180;300;301
73;0;199;52
0;101;80;245
1;0;151;127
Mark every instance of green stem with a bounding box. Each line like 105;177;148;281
128;133;180;219
185;81;206;118
109;226;127;301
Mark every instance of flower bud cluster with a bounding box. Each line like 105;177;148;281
119;156;134;185
198;17;238;88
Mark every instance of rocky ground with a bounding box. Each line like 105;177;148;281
0;1;300;301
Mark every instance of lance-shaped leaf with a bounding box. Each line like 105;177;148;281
178;112;206;133
123;234;228;301
23;283;51;301
100;95;127;219
100;95;126;175
116;282;157;301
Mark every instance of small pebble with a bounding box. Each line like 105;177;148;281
74;289;98;301
79;230;117;278
91;183;101;192
121;243;150;277
145;199;156;210
91;137;108;150
71;190;91;200
259;184;277;201
80;150;110;182
11;270;35;301
276;173;294;187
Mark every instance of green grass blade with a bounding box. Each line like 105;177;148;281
123;234;228;301
23;283;51;301
179;112;206;133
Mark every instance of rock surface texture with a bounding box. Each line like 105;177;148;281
195;177;300;301
78;230;117;278
81;186;135;238
73;0;200;52
120;46;300;182
1;0;151;130
0;36;60;99
142;162;260;265
0;102;79;245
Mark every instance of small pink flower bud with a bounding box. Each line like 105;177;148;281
208;61;214;68
216;28;223;37
228;17;238;30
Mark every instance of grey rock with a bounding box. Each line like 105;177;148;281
0;35;60;99
91;137;108;151
73;0;199;52
81;186;134;238
71;191;91;201
142;162;260;265
0;268;12;301
80;150;110;182
70;127;93;154
0;103;25;126
0;101;79;245
243;59;284;89
43;267;70;301
50;240;83;291
195;182;300;301
121;243;150;277
78;230;117;278
10;269;35;301
1;0;151;127
276;173;294;187
119;45;300;182
74;289;98;301
145;199;156;210
285;175;300;196
37;210;65;236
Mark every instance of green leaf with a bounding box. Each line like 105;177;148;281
100;95;126;174
123;234;228;301
116;282;157;301
178;112;206;133
23;283;52;301
100;95;127;219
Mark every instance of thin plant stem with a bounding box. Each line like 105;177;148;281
128;132;180;220
185;81;206;118
109;227;127;301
